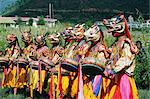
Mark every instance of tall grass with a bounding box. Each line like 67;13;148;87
0;22;66;51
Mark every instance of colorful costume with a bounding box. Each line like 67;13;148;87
15;30;33;89
1;34;20;91
61;24;92;98
44;32;66;99
82;24;110;99
30;34;49;94
103;14;139;99
15;30;37;97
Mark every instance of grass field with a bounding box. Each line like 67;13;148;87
0;22;149;98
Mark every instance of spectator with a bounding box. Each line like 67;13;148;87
136;41;147;63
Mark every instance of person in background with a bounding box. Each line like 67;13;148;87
136;40;147;63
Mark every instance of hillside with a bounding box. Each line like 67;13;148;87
2;0;150;22
0;0;17;14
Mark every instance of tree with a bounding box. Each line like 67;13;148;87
28;17;33;26
16;17;22;25
37;16;45;25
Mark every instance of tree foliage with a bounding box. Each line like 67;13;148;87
134;47;150;89
37;16;45;25
16;17;22;25
28;17;33;26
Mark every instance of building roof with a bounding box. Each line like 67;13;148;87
0;16;57;24
0;17;16;24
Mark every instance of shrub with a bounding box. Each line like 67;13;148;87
37;16;45;25
28;17;33;26
16;17;23;25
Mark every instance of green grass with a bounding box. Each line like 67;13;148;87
138;89;150;99
0;87;149;99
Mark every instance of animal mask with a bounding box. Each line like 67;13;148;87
103;14;131;39
61;27;74;40
35;35;46;46
22;30;32;43
6;34;17;45
84;24;100;42
73;24;85;40
103;15;127;37
48;32;60;44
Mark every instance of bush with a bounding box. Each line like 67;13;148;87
16;17;23;25
28;17;33;26
37;16;45;25
134;47;150;89
85;20;93;29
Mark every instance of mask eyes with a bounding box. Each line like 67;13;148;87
115;25;121;30
90;32;93;35
116;16;123;23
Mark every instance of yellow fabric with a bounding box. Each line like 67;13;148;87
2;65;16;88
55;76;69;98
39;70;46;93
97;82;102;99
53;75;58;85
32;70;46;90
47;75;58;98
46;75;68;98
71;77;78;97
32;70;38;89
16;68;27;88
83;82;96;99
102;77;111;94
62;76;69;94
128;77;139;99
103;76;117;99
107;85;117;99
113;43;135;74
41;70;46;85
28;68;33;97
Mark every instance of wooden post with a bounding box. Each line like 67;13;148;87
49;3;52;19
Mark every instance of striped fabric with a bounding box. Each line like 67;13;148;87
92;75;102;96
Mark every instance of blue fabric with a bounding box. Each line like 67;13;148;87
92;76;102;96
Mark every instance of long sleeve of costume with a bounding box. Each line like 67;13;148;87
112;43;135;74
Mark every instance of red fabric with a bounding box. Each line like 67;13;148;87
2;68;7;86
66;39;72;43
38;62;42;93
113;32;126;38
59;64;63;99
76;38;82;42
76;66;80;99
124;18;131;40
112;85;122;99
18;68;21;82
